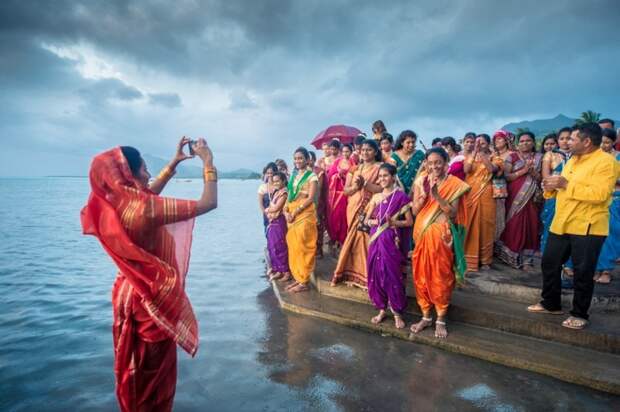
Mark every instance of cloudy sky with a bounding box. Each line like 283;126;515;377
1;0;619;176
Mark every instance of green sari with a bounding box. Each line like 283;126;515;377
392;150;425;194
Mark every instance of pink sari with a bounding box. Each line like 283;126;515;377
326;156;356;245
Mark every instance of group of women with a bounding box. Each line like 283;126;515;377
260;122;619;338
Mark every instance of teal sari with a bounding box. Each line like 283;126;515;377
391;150;425;194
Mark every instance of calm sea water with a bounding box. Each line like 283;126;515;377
0;178;618;411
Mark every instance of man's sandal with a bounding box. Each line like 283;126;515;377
527;303;563;315
562;316;588;330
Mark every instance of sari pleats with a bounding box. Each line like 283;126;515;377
286;198;317;284
367;191;410;314
332;163;381;288
464;161;496;271
267;215;290;273
412;176;470;316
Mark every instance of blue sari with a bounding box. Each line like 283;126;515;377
540;150;568;253
595;151;620;271
564;151;619;272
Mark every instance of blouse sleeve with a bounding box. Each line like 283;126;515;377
257;183;267;195
144;194;198;227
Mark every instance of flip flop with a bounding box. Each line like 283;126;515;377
596;272;612;284
527;303;564;315
562;316;588;330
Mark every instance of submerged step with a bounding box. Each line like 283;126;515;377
273;281;620;395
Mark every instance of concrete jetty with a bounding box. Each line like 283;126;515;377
272;256;620;394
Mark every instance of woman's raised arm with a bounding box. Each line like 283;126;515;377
191;139;218;216
149;136;194;195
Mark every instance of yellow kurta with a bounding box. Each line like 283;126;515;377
545;149;619;236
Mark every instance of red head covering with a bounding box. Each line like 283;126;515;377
492;130;515;150
81;147;199;355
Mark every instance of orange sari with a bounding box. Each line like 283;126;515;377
412;175;470;316
464;156;502;271
332;162;381;288
81;148;199;412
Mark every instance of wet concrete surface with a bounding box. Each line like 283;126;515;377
254;286;620;411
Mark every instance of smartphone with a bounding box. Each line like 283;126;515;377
188;140;196;155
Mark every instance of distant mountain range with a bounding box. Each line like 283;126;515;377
500;114;619;138
142;154;260;179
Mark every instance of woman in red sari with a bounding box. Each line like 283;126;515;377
81;137;217;412
496;132;542;270
327;143;357;249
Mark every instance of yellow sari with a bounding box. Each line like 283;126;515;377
285;172;318;284
464;156;502;271
412;175;470;316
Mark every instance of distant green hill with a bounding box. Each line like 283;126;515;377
142;154;260;179
501;114;619;138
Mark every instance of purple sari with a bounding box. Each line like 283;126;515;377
266;191;290;273
366;190;411;314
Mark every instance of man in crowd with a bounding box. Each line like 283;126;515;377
528;123;619;330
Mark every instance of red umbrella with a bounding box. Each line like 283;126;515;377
310;124;363;149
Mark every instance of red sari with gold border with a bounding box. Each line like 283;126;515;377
81;148;199;412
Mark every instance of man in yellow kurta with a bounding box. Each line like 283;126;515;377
528;123;620;329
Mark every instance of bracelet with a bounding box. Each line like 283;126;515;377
157;165;176;181
203;167;218;182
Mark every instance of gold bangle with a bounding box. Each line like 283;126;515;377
204;167;218;182
157;165;176;181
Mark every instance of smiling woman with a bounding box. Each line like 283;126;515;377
80;137;217;412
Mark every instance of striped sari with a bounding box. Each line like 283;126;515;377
81;148;199;412
332;162;381;288
496;152;542;268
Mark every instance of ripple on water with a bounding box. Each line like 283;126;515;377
2;179;620;411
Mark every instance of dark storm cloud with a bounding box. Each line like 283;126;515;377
148;92;182;108
79;78;143;105
1;0;619;175
2;0;619;114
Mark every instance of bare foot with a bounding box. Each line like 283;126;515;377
394;315;405;329
435;321;448;338
371;310;387;324
279;273;292;282
269;272;283;281
410;317;432;333
285;281;299;291
596;272;612;284
291;283;309;293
